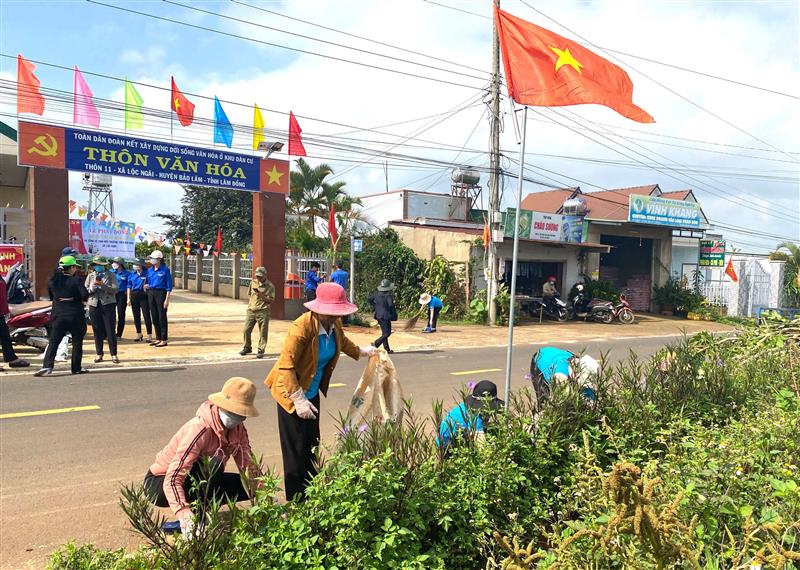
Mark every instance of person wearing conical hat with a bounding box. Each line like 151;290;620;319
368;279;397;353
144;377;261;537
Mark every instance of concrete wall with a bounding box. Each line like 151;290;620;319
390;224;475;262
406;193;467;221
672;236;700;278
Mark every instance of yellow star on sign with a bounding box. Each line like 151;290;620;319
549;46;583;74
266;165;284;186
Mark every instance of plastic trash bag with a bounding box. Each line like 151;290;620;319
54;334;70;362
347;350;404;424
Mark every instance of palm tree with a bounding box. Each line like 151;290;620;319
289;158;333;235
773;241;800;306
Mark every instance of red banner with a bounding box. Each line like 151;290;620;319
0;244;25;276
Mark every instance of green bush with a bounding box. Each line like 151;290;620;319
652;277;705;315
567;278;621;304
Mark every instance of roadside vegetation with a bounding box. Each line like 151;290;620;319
50;318;800;570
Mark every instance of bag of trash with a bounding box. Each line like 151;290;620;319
347;350;404;424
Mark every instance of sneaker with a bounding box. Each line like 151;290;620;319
161;520;182;534
430;328;437;333
72;369;90;375
9;359;30;368
422;327;432;334
239;348;252;356
256;351;265;359
33;368;53;377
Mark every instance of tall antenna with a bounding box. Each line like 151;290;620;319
82;173;114;218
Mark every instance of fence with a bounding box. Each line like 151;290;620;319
286;251;328;282
699;280;730;308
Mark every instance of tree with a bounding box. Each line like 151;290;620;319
772;241;800;307
289;158;334;235
155;186;252;251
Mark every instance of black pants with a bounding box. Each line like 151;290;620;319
305;289;316;302
277;394;321;502
0;317;18;363
115;292;127;337
148;289;168;341
89;304;117;356
143;458;249;511
428;307;441;330
130;290;152;336
42;314;86;372
374;318;393;351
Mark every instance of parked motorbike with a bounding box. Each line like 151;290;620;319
7;301;53;351
529;294;569;322
569;291;615;324
5;263;34;304
612;294;635;324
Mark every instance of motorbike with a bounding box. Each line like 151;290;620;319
529;294;569;322
5;263;34;304
7;301;53;351
611;294;635;324
569;291;615;324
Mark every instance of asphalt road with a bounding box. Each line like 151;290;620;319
0;336;677;569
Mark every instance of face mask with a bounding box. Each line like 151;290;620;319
94;265;105;272
111;263;120;270
133;265;142;272
219;409;246;429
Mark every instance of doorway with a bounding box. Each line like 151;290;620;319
599;235;653;310
503;260;564;296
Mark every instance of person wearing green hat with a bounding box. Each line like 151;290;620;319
85;255;120;364
110;257;131;338
368;279;397;353
34;256;90;376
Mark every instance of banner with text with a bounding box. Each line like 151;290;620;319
503;210;586;243
17;121;289;194
699;239;726;267
0;244;24;276
69;219;136;258
628;194;702;229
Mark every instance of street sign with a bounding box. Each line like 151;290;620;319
699;239;726;267
353;239;363;252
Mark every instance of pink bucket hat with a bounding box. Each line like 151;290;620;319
304;283;358;316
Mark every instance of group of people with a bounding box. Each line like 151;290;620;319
32;249;173;377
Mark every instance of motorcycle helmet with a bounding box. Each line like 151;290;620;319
576;284;584;291
61;247;78;256
547;276;557;283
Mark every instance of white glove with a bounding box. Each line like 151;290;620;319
360;345;378;358
289;389;318;420
180;514;195;539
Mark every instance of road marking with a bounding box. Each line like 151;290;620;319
450;368;502;376
0;405;100;420
328;383;347;388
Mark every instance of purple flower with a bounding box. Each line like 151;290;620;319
715;358;724;367
466;381;477;391
358;424;368;433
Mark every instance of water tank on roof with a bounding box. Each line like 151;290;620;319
451;167;480;186
88;173;112;187
562;197;588;216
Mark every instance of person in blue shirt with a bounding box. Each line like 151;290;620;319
110;257;130;338
127;259;153;343
304;261;325;302
419;293;444;333
329;262;349;289
144;250;173;347
530;347;600;404
438;380;503;449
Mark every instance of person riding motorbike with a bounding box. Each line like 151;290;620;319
542;276;559;311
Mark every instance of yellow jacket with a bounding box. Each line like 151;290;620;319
265;312;361;413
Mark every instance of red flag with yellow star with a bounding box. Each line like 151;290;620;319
495;8;653;123
171;77;195;127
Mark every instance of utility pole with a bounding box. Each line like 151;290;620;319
487;0;502;325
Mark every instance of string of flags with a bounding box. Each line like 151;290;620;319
16;54;307;156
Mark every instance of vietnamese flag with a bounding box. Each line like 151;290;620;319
725;258;738;282
171;77;195;127
328;205;338;249
17;54;45;115
495;8;653;123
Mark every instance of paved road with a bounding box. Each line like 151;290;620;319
0;336;678;569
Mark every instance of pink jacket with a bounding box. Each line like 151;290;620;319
149;401;257;519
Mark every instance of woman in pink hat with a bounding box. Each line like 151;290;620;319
265;283;377;501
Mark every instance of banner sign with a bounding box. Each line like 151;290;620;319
503;210;587;243
530;212;562;241
0;244;24;276
699;239;726;267
561;215;588;243
17;121;289;195
628;194;702;228
69;219;135;258
503;208;533;239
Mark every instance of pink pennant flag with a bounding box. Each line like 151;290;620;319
73;66;100;127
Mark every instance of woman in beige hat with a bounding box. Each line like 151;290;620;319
265;282;377;501
143;377;261;537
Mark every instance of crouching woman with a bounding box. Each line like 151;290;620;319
143;377;261;536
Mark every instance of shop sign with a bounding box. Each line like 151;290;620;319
699;239;726;267
530;212;562;241
0;244;24;276
628;194;702;228
17;121;289;194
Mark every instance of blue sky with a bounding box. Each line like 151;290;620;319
1;0;798;252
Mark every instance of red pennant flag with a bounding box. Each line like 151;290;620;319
328;204;338;249
725;258;739;282
495;8;653;123
17;54;45;115
68;200;77;213
171;77;195;127
288;111;307;157
214;226;222;257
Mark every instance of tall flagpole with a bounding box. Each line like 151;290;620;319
503;105;528;409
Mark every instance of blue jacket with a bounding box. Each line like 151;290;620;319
437;402;484;447
533;347;574;383
110;268;130;292
428;296;443;310
305;269;323;291
330;269;349;288
128;270;147;292
146;265;173;292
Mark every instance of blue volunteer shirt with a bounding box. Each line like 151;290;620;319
110;268;130;292
305;328;336;400
146;265;173;291
437;402;484;447
128;270;147;292
330;269;349;289
534;347;574;383
305;269;323;291
428;296;443;309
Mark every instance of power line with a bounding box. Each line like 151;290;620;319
85;0;489;92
